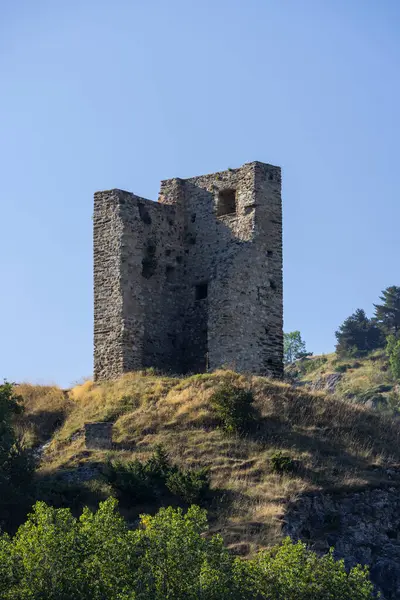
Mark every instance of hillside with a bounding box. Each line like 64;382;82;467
285;350;398;412
16;367;400;558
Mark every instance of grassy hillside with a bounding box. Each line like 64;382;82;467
285;350;399;411
15;367;400;555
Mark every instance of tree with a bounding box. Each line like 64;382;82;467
374;286;400;338
386;335;400;381
335;309;384;358
0;382;33;529
0;499;375;600
284;331;309;364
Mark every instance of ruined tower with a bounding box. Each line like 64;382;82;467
94;161;283;381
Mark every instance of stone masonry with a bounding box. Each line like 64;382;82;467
94;161;283;381
84;422;113;449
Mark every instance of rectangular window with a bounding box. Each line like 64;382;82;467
166;266;176;283
217;189;236;216
195;283;208;300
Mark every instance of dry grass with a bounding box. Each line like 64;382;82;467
15;384;72;448
17;369;400;554
288;351;394;404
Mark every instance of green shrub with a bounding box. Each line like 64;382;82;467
387;335;400;380
103;445;209;505
210;384;256;434
386;390;400;415
0;499;375;600
301;355;328;374
103;445;174;502
166;467;210;503
0;382;34;530
103;457;156;502
334;363;351;373
270;451;295;474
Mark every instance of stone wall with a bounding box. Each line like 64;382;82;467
84;422;113;449
283;487;400;599
94;161;283;380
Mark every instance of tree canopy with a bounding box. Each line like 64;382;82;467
0;382;32;529
0;498;374;600
284;331;309;364
374;286;400;337
335;309;384;357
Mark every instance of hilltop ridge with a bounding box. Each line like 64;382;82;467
16;365;400;556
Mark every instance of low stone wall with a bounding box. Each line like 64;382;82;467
84;422;113;449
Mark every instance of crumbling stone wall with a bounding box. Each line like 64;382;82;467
84;422;113;449
283;487;400;599
94;161;283;380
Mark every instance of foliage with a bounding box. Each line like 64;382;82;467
166;467;210;504
335;309;384;358
0;498;374;600
0;382;33;529
284;331;309;364
332;360;362;373
301;355;327;373
374;285;400;337
210;383;256;434
270;451;295;474
386;334;400;380
343;384;392;407
334;363;352;373
386;390;400;415
103;445;210;505
239;537;375;600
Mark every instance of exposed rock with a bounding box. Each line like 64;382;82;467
62;464;101;483
309;373;342;394
283;487;400;599
85;422;113;449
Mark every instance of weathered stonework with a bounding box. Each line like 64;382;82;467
84;422;113;449
283;487;400;599
94;161;283;380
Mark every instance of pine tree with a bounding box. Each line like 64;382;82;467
374;286;400;337
335;309;384;357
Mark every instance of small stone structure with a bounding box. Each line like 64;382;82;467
94;161;283;381
84;422;113;449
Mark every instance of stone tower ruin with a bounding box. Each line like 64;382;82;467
94;161;283;381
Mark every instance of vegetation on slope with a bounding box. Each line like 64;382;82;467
286;350;400;412
0;498;374;600
15;368;400;556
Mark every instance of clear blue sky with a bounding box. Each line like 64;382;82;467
1;0;399;387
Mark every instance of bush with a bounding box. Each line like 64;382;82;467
103;445;209;505
103;457;156;502
270;451;295;474
334;363;352;373
387;335;400;380
0;382;34;530
210;384;256;434
166;467;210;504
103;445;174;502
301;355;328;374
0;499;375;600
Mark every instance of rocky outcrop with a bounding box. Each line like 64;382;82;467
283;487;400;599
309;373;342;393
